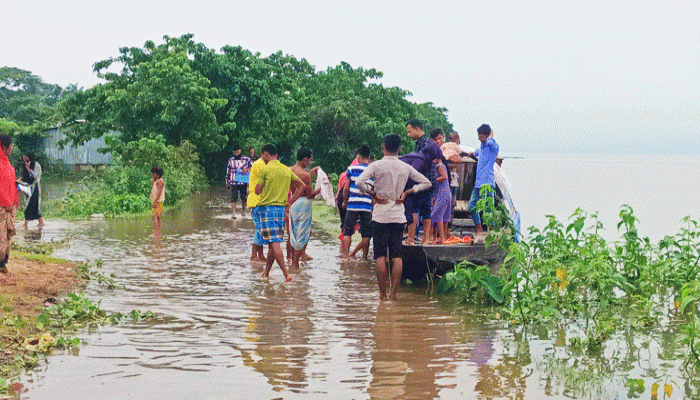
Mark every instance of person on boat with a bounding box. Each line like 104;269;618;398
399;151;428;245
355;134;431;301
226;144;252;219
247;154;268;262
340;144;373;260
289;147;321;269
256;144;306;282
466;124;499;235
440;131;464;164
405;120;443;245
0;134;19;274
18;153;44;229
428;157;451;244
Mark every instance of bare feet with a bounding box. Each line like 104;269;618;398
379;295;388;301
285;275;293;282
402;240;414;246
261;272;269;278
300;253;313;261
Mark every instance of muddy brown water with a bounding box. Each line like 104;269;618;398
14;186;699;399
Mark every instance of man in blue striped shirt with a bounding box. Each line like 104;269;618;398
340;144;373;259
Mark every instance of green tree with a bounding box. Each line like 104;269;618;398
53;34;454;177
57;35;228;155
0;67;63;126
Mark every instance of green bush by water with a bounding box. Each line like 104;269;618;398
45;138;207;217
437;186;700;368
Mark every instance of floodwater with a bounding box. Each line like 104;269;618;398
13;157;700;399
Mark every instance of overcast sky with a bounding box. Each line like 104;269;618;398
3;1;698;154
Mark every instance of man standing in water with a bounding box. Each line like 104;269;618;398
467;124;499;234
226;144;252;219
247;153;268;262
288;147;320;269
256;144;306;281
356;134;431;301
0;134;19;274
340;144;373;260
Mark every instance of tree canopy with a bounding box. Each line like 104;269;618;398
49;34;455;175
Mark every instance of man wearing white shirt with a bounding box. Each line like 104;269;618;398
356;134;431;301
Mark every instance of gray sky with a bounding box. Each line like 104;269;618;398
4;1;698;154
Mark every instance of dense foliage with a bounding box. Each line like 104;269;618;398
0;67;72;165
52;34;453;179
438;192;700;371
48;138;207;217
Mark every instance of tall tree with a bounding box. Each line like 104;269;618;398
57;35;228;154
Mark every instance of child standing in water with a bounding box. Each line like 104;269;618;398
150;167;165;232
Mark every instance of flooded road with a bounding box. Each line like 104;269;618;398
14;187;697;399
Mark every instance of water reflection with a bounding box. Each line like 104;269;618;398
239;281;314;393
368;298;460;399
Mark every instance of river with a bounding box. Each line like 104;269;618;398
13;153;700;399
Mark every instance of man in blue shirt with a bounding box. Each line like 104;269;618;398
341;144;373;259
467;124;499;234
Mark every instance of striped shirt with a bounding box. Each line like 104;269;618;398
346;163;373;212
226;156;252;186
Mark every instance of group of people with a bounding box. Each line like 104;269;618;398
230;119;499;301
1;118;500;301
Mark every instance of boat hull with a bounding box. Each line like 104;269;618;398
401;243;504;281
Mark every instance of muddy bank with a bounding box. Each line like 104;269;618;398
0;255;83;369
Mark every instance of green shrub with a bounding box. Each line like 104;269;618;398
49;138;207;217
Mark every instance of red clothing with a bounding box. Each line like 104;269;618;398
336;158;361;198
0;152;18;207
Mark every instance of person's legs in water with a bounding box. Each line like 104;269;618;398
262;242;292;281
386;223;404;300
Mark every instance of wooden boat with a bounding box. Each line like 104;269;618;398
401;155;516;281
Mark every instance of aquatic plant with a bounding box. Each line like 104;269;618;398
436;263;504;303
439;200;700;368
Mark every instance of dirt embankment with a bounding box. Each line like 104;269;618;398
0;256;83;319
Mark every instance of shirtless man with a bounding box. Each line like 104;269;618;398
288;147;320;269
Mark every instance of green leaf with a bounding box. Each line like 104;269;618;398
478;273;504;303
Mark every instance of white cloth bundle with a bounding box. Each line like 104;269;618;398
314;168;336;207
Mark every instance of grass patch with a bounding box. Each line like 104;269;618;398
12;252;70;265
311;199;342;237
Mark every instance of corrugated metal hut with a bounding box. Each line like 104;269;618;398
44;123;113;170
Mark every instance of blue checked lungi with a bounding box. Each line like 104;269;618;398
251;207;264;246
258;205;285;244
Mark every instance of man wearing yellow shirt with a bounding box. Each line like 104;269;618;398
255;144;306;282
247;155;268;262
